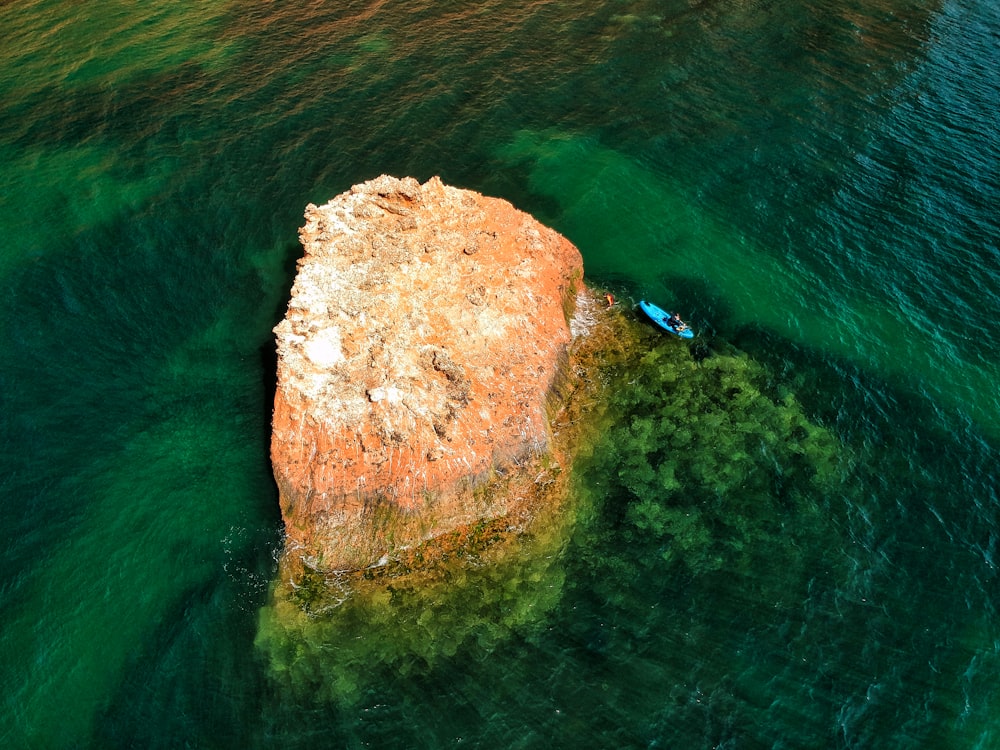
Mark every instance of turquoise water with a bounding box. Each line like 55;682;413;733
2;0;999;747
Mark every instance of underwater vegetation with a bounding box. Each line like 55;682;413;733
575;329;848;595
255;505;575;704
255;309;850;704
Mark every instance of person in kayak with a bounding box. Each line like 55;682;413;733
666;312;688;332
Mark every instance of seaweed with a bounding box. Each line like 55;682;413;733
577;334;845;584
255;496;575;704
255;299;850;704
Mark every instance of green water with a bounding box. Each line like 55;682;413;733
2;0;999;747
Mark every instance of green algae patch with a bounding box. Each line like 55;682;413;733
575;325;846;586
256;401;592;704
256;501;573;704
255;294;848;702
256;291;623;703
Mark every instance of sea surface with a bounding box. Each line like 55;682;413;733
2;0;999;747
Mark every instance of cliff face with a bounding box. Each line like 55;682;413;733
271;175;584;573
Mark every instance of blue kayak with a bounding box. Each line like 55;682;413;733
639;300;694;339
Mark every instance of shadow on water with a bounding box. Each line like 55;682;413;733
0;143;294;747
91;570;276;750
256;238;302;470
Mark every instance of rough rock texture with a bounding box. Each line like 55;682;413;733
272;175;584;573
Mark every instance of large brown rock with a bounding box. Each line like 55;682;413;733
271;175;584;573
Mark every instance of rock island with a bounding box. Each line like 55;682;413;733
271;175;585;574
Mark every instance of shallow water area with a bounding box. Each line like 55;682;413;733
2;0;999;747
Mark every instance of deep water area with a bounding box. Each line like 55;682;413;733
2;0;999;747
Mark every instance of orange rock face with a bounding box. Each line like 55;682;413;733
271;175;584;572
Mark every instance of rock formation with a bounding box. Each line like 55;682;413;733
271;175;584;574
